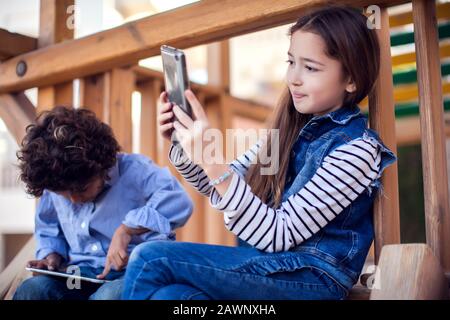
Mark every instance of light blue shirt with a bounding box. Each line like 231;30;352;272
34;153;193;268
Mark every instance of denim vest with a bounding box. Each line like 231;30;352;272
281;105;396;290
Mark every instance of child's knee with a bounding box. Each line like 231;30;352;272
13;276;61;300
129;240;173;265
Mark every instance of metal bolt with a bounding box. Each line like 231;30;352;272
16;60;27;77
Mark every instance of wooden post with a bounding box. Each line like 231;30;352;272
207;41;230;93
137;80;161;160
79;73;111;122
368;7;401;263
413;0;450;272
203;41;236;246
37;0;74;112
109;68;135;153
204;96;236;246
79;67;134;153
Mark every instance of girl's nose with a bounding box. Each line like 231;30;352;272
288;70;303;86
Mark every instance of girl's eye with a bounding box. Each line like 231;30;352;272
305;65;318;72
285;60;294;65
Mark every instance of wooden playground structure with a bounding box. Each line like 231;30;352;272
0;0;450;299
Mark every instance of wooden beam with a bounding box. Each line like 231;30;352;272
413;0;450;272
224;94;272;123
0;92;36;144
0;0;409;93
0;29;37;61
38;0;74;48
37;0;75;113
133;66;222;97
368;7;401;264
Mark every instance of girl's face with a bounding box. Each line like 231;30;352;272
286;30;356;116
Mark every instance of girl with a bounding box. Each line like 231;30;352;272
122;4;396;300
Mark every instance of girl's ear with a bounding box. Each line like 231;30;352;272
345;79;356;93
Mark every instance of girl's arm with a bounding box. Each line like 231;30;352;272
207;137;384;252
168;141;262;197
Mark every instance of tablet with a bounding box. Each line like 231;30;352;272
25;267;110;284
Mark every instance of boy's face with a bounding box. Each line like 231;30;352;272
54;176;105;203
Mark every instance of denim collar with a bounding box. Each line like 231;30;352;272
310;104;361;126
298;104;362;140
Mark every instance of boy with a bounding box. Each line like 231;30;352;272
13;106;193;300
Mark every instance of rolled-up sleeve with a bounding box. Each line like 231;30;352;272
35;190;69;260
122;162;193;238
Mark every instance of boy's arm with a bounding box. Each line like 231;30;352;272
35;190;69;262
122;160;194;239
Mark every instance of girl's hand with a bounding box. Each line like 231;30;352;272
157;91;175;141
172;90;216;165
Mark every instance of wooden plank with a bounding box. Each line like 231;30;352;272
0;93;36;143
223;94;271;123
136;80;161;160
109;67;135;153
370;244;449;300
368;7;401;264
36;0;74;113
0;0;409;93
133;66;222;97
79;73;111;122
0;29;37;60
0;237;35;300
80;68;134;155
413;0;450;272
38;0;74;48
207;41;230;92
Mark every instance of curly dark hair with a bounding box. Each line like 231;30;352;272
17;106;121;197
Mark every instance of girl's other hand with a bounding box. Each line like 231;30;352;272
158;91;175;141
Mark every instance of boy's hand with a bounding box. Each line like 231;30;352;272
97;224;132;279
27;252;63;275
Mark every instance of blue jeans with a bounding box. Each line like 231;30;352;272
122;241;347;300
13;267;124;300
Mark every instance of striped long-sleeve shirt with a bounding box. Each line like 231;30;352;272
169;137;381;253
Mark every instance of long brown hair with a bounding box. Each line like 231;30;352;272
245;4;380;208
